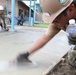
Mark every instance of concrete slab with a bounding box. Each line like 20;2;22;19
0;26;70;75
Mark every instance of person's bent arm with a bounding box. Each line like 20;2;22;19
28;23;61;54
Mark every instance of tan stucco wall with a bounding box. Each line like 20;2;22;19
0;0;6;7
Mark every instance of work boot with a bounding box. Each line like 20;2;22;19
4;27;9;31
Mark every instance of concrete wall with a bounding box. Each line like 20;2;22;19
0;0;29;17
8;0;19;16
36;12;42;22
39;0;50;23
0;0;6;7
42;13;50;24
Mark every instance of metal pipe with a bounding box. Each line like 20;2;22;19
11;0;15;31
28;0;32;26
33;0;36;24
6;0;8;15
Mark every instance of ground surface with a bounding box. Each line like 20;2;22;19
48;55;76;75
0;27;70;75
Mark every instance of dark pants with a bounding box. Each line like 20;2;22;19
9;18;11;24
17;18;24;26
17;19;22;25
0;23;3;29
0;18;6;29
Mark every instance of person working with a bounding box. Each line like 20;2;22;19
0;5;9;31
7;12;11;24
16;0;76;64
17;11;24;26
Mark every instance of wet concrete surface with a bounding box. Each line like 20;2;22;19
0;26;70;75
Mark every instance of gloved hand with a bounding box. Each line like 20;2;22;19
16;52;31;63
